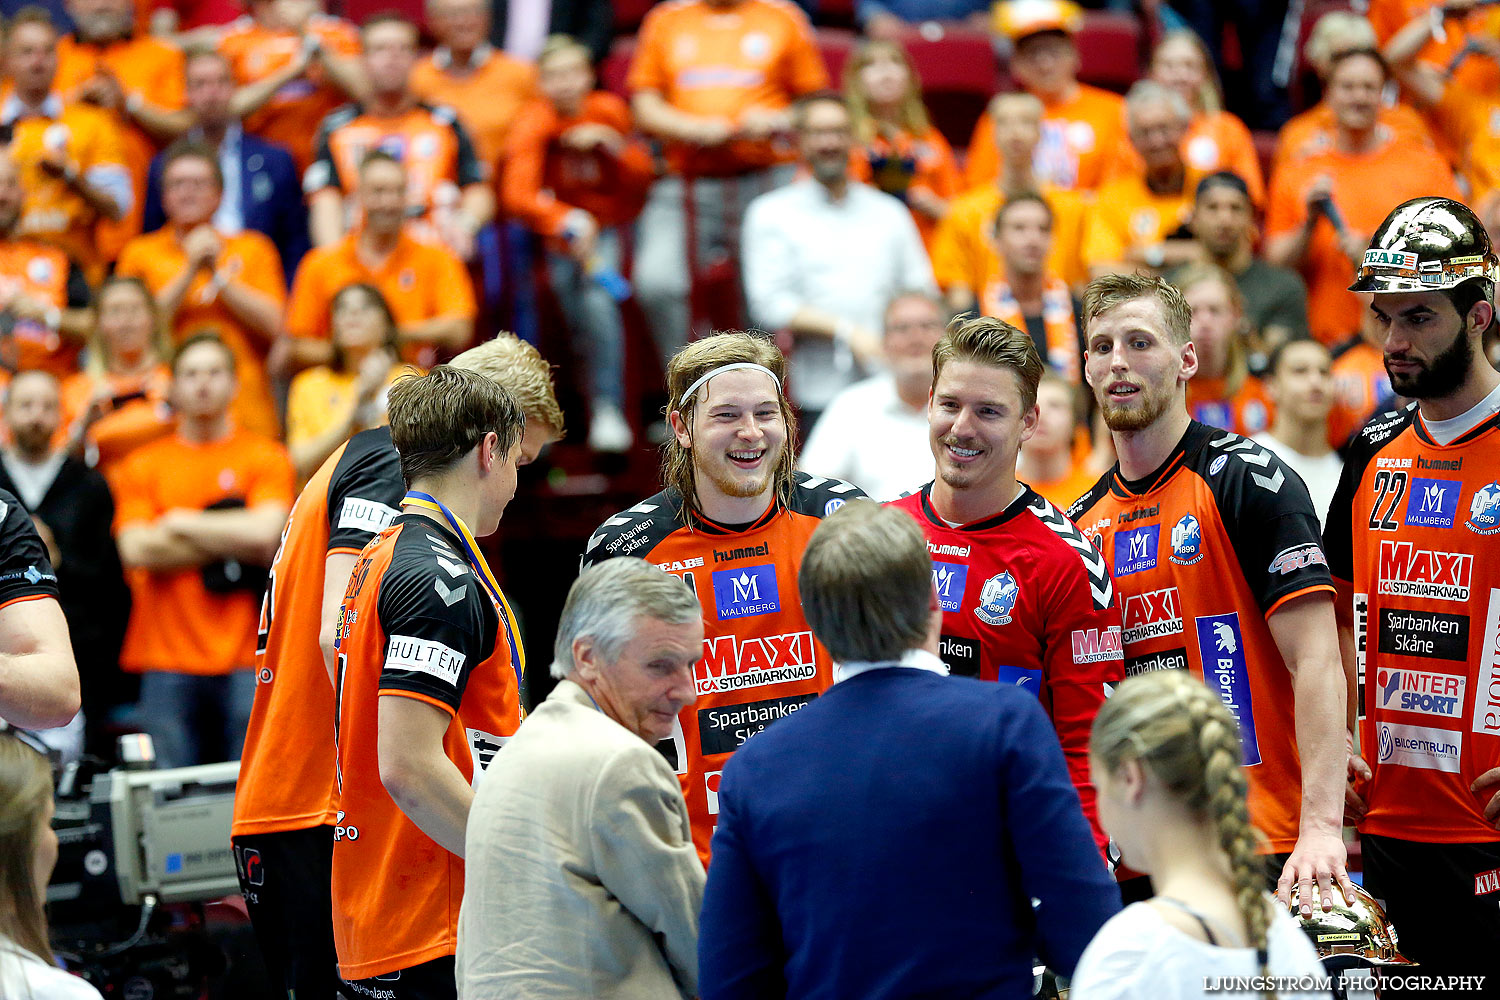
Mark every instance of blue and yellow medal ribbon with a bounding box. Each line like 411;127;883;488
403;490;526;716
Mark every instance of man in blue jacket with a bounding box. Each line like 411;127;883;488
699;500;1121;999
143;51;308;279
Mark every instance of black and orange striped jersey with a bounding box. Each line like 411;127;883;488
232;428;404;840
331;513;522;979
1324;402;1500;845
889;484;1123;853
580;471;864;863
1069;420;1336;853
304;102;485;235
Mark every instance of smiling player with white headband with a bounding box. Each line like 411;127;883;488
582;331;865;863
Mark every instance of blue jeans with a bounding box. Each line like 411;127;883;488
137;669;256;769
546;227;625;409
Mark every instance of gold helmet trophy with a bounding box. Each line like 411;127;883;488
1289;882;1412;999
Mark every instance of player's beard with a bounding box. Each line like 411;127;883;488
694;442;783;501
1386;327;1474;399
1098;380;1175;432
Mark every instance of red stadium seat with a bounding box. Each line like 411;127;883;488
341;0;423;28
614;0;658;34
887;25;999;148
818;27;858;82
1073;10;1145;93
600;35;636;96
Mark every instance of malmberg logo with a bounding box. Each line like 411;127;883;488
694;631;816;695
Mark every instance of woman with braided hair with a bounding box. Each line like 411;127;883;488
1071;671;1328;997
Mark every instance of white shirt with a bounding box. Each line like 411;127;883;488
502;0;551;61
0;450;63;511
1070;900;1328;1000
833;648;949;684
196;123;244;234
1420;378;1500;445
1252;433;1343;528
799;374;931;501
741;179;935;411
0;941;103;1000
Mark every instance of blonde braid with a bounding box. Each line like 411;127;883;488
1187;691;1275;1000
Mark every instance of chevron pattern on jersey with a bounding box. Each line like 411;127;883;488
1028;495;1114;610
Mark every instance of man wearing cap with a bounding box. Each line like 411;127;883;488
1325;196;1500;986
961;0;1127;192
581;331;864;865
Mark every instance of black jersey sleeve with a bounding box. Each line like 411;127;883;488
1199;429;1335;614
0;488;58;607
431;104;487;186
1323;405;1417;584
326;428;407;553
375;523;499;712
786;470;867;517
303;104;358;196
580;488;685;570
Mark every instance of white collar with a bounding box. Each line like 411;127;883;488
1420;379;1500;446
432;43;492;71
0;92;63;125
834;647;948;684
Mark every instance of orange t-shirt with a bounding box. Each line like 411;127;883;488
849;124;960;250
981;275;1080;382
0;239;80;375
59;366;174;476
233;427;404;839
1104;110;1265;205
1266;141;1460;346
54;34;185;259
1328;340;1394;449
962;84;1127;192
1027;462;1100;511
285;230;476;369
113;426;295;676
1433;86;1500;209
1187;373;1273;438
410;48;537;167
331;514;523;979
627;0;829;177
929;183;1090;293
1369;0;1500;122
218;15;363;171
1272;102;1434;173
501;91;656;239
1081;172;1195;272
6;99;129;283
115;227;285;440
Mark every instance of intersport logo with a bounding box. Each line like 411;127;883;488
1377;540;1473;602
1123;586;1183;644
695;631;817;695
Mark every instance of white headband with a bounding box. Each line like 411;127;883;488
679;363;783;407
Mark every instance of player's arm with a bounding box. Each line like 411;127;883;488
630;90;733;146
1382;5;1453;108
117;518;212;568
0;596;79;729
1267;590;1354;913
160;502;289;565
321;551;359;687
377;694;474;856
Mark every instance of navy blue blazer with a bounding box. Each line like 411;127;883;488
699;665;1122;1000
143;131;309;280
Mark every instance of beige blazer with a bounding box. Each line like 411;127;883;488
457;678;704;999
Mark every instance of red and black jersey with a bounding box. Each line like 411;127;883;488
233;428;405;839
1324;403;1500;845
332;512;522;979
581;472;864;863
1068;420;1336;853
888;483;1123;851
0;486;59;612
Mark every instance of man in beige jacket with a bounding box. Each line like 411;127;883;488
457;557;705;999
